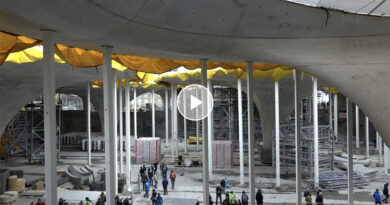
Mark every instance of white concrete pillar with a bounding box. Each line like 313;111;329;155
201;60;210;205
125;77;132;191
237;78;244;185
207;79;213;176
183;94;187;154
385;142;390;175
174;86;178;157
312;77;319;187
366;116;370;158
152;90;156;138
355;105;359;148
334;94;338;141
102;45;116;205
113;71;118;195
119;81;124;174
42;30;57;205
247;61;255;205
87;82;92;165
171;84;176;161
294;70;302;205
134;88;137;139
196;120;200;151
275;81;280;188
165;87;169;147
347;98;354;205
378;132;382;166
329;91;332;131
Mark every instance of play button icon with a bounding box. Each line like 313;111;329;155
177;84;214;121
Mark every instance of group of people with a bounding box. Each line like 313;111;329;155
374;183;389;204
212;177;263;205
304;187;324;205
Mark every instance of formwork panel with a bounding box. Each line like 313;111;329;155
212;140;233;169
135;137;161;163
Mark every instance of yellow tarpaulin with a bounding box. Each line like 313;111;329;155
0;32;41;66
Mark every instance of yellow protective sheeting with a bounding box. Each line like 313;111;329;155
324;87;340;94
90;80;165;89
152;67;293;82
55;44;102;68
0;32;41;66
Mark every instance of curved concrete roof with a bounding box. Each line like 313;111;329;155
0;0;389;144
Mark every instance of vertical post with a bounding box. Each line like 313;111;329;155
113;71;118;195
171;84;176;161
207;79;213;176
384;142;390;175
119;80;124;174
312;77;319;187
334;94;338;141
183;94;187;153
196;87;200;151
275;81;280;188
165;87;169;147
42;30;57;205
102;45;116;205
134;88;137;139
152;89;156;138
87;82;92;165
347;98;354;205
378;132;382;166
329;91;332;131
294;70;302;205
247;61;255;205
125;77;132;191
366;116;370;158
355;105;359;148
238;78;244;185
174;86;178;157
201;59;210;205
58;106;61;159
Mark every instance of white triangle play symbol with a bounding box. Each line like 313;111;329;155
190;95;202;110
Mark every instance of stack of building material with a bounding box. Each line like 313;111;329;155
0;169;10;195
212;140;233;169
135;137;160;163
317;171;368;190
32;181;44;190
0;191;18;203
7;176;25;192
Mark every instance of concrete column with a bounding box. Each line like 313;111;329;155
113;71;118;195
171;84;176;161
165;87;169;147
207;79;213;176
329;91;332;132
366;116;370;158
201;59;210;205
174;86;178;157
247;61;255;205
196;120;200;151
378;132;382;166
102;45;116;205
294;70;302;205
134;88;137;139
119;81;124;174
152;89;156;138
125;77;132;191
385;142;390;175
312;77;319;187
355;105;359;148
347;98;354;205
238;78;244;185
334;94;338;141
275;81;280;188
183;94;187;153
87;82;92;165
42;30;57;205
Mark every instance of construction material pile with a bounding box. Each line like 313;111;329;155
7;176;25;192
317;171;368;190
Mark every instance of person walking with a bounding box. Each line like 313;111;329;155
156;193;164;205
315;192;323;205
220;178;226;194
151;189;157;205
160;162;165;176
216;185;223;204
153;173;158;188
224;177;228;192
162;177;169;195
256;189;263;205
163;165;168;178
374;189;383;205
228;191;235;205
59;198;64;205
384;183;389;204
170;170;176;190
85;197;92;205
145;179;152;198
305;193;312;205
241;191;249;205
